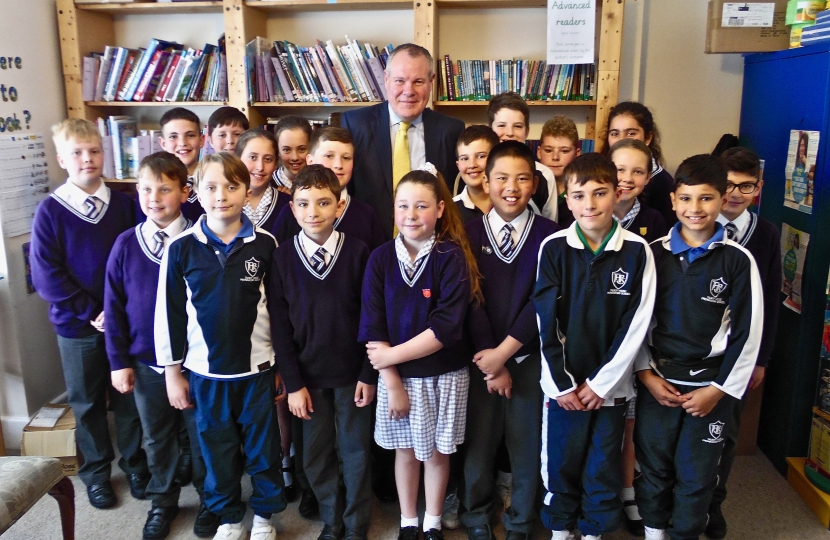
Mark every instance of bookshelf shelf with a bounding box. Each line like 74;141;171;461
252;101;383;107
86;101;227;107
59;0;624;147
435;0;546;8
103;177;138;184
245;0;411;11
435;100;598;107
75;1;222;14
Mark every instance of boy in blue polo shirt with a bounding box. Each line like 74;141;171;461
634;154;763;540
156;152;286;540
31;118;148;510
534;153;656;540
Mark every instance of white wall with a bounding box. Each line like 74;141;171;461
623;0;746;173
0;0;67;451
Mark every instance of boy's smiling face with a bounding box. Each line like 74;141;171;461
307;140;354;188
722;171;761;222
56;136;104;192
197;162;250;223
566;178;619;235
210;123;246;153
290;186;345;243
491;108;529;143
671;183;723;237
160;119;203;172
456;139;493;191
137;172;188;229
484;155;537;222
537;135;579;179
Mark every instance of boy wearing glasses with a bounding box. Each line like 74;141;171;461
706;147;781;539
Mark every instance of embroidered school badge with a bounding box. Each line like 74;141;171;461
422;289;431;298
241;257;262;282
701;277;728;304
640;227;647;236
703;420;725;444
482;246;494;255
607;268;630;296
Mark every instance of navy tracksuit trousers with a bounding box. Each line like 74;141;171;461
541;396;626;536
190;371;286;524
634;380;738;540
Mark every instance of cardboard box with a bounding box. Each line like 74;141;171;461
706;0;791;53
21;404;79;476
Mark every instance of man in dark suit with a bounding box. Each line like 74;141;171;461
341;43;465;236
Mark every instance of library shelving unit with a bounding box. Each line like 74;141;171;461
56;0;624;147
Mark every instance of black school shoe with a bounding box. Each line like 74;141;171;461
317;523;345;540
128;472;151;500
299;488;320;519
424;528;444;540
504;531;530;540
466;524;495;540
345;525;368;540
193;503;221;538
398;526;419;540
143;505;179;540
87;481;117;509
175;452;193;486
705;504;727;539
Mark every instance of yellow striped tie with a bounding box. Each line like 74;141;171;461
392;121;411;236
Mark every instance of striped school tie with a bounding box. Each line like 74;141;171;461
499;224;515;257
311;247;327;276
84;196;103;220
151;230;167;259
724;222;738;241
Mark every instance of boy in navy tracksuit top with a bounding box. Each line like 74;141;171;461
706;147;781;538
534;153;656;540
452;125;500;224
634;155;763;540
156;152;286;540
105;152;219;540
461;141;559;540
271;127;386;251
271;165;376;540
31;119;147;510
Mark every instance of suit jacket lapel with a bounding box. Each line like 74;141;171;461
422;108;440;165
375;103;393;200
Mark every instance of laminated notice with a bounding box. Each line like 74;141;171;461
722;3;776;27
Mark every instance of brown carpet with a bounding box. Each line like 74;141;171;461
3;453;827;539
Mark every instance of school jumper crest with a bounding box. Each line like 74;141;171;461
710;277;727;297
245;258;260;277
703;420;725;443
611;268;629;290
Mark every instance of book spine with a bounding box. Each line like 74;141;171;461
294;45;321;101
443;55;453;101
145;51;172;101
102;135;115;179
94;46;116;102
350;39;380;100
187;50;210;101
341;46;369;101
103;47;126;102
124;39;160;102
175;54;199;102
284;42;312;101
328;41;360;102
255;50;267;101
132;50;164;102
155;52;181;102
316;43;345;102
302;48;327;102
260;52;275;102
310;47;336;102
270;57;292;102
117;49;143;101
82;57;98;102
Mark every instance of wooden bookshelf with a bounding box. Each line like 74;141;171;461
252;101;384;107
57;0;624;145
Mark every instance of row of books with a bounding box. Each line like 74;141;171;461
246;37;394;104
438;57;597;102
82;36;228;103
97;116;162;180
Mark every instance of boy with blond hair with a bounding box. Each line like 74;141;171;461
31;118;147;510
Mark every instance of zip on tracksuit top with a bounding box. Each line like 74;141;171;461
636;224;764;399
154;214;278;379
534;221;657;404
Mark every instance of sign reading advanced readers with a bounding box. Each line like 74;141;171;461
547;0;596;65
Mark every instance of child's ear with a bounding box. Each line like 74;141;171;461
306;153;315;165
669;191;676;211
436;199;445;219
336;198;347;215
482;175;490;194
179;184;190;204
575;147;581;157
56;154;67;170
531;172;539;195
536;146;542;161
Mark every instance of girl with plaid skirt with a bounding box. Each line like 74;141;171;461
359;166;482;540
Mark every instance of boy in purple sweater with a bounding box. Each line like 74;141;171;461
105;152;219;539
461;141;560;540
31;118;147;509
271;165;376;540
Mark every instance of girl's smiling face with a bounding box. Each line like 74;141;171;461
278;128;309;179
239;137;277;192
394;181;444;246
611;147;650;204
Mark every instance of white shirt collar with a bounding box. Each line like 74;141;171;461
395;232;435;277
141;212;189;249
388;104;424;128
299;229;340;264
339;189;350;203
717;210;751;242
54;178;110;214
453;187;475;210
487;207;530;242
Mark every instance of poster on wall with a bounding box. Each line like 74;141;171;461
781;223;810;313
0;133;50;237
547;0;596;65
784;129;820;214
819;269;830;413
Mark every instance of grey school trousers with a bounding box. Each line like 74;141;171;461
302;384;373;529
460;352;543;534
